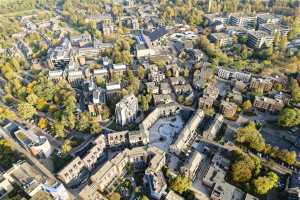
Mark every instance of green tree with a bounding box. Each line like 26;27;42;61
279;36;288;50
242;100;252;112
52;120;65;138
76;112;90;132
0;106;16;122
17;102;37;120
253;172;279;195
90;122;102;134
291;79;300;103
278;108;300;127
62;139;72;155
0;139;20;170
138;66;145;79
235;122;265;152
169;175;192;194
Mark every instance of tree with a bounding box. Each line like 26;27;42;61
62;139;72;155
141;195;149;200
169;175;192;194
242;100;252;112
76;112;90;132
231;160;253;183
235;122;265;152
0;106;16;122
279;36;288;50
141;95;150;112
26;93;39;105
183;68;189;78
291;79;300;103
253;172;279;195
0;139;20;170
90;122;102;134
138;66;145;79
101;105;110;120
38;118;48;129
52;121;65;138
109;192;121;200
278;108;300;127
17;102;37;120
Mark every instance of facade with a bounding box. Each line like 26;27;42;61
253;96;284;112
14;128;52;158
180;151;205;181
247;31;274;48
90;146;165;193
220;100;238;118
250;78;273;92
67;70;84;87
115;94;138;126
203;114;224;141
228;14;256;27
2;161;44;197
259;23;290;37
170;108;205;155
48;38;72;68
165;190;185;200
57;135;106;184
210;33;233;47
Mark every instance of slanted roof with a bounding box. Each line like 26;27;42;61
148;27;168;42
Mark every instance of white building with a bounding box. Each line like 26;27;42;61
115;94;138;126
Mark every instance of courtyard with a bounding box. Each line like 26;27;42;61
149;115;184;152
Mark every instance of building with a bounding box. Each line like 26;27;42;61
153;94;173;105
199;96;215;109
48;38;72;68
90;146;165;193
165;190;185;200
256;13;280;26
228;14;256;27
48;70;64;82
115;94;138;126
259;23;290;37
148;66;165;83
93;68;109;79
287;172;300;200
145;82;159;94
67;70;84;87
70;33;92;47
203;114;224;141
160;82;172;95
92;88;106;104
170;108;205;155
13;128;52;158
147;27;168;46
2;161;44;197
204;85;219;100
210;33;233;47
135;34;155;58
144;171;167;199
79;183;108;200
111;64;127;76
250;78;273;92
233;71;251;82
247;31;274;49
180;151;205;181
57;135;106;184
221;100;238;118
253;96;284;112
216;67;232;80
